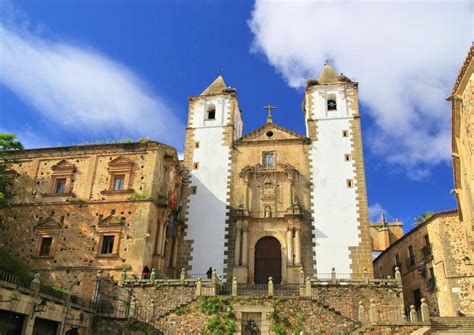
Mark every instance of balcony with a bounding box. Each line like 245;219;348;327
405;257;416;268
421;245;432;259
426;277;436;291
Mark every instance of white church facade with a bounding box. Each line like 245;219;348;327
179;65;373;283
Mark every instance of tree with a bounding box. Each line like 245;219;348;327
0;133;24;204
414;212;434;224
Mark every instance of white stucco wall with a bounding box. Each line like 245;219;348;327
186;96;240;276
307;86;361;274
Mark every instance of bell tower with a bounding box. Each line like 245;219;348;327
304;65;373;276
180;75;243;276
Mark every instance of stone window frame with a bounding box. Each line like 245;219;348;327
43;160;76;197
95;229;122;258
94;215;124;258
262;151;276;169
33;231;60;259
101;156;135;195
32;216;62;258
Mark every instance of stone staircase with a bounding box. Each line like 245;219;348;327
431;317;474;334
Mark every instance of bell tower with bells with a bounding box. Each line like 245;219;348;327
303;63;373;277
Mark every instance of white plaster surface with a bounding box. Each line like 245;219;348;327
307;87;361;274
186;95;240;276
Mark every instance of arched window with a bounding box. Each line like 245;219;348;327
327;94;337;111
206;103;216;120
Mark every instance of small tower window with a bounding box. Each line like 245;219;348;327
206;103;216;120
327;94;337;111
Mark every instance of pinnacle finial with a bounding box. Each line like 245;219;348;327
381;211;386;224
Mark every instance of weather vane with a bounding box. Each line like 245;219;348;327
264;104;277;117
217;67;224;75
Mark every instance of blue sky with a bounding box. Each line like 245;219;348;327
0;0;472;231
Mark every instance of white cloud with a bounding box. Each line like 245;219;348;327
249;0;472;179
368;203;388;223
0;23;183;148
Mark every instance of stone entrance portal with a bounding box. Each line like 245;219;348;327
254;236;281;284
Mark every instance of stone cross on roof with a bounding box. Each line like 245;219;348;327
264;105;276;124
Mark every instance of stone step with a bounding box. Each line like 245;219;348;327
431;317;474;333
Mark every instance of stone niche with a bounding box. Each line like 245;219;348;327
233;304;272;335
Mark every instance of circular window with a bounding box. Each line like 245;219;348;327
266;131;274;138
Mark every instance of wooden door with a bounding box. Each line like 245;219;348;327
254;236;281;284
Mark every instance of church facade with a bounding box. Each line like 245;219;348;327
180;65;373;283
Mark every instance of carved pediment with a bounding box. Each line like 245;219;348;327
51;160;75;173
108;156;134;168
35;217;61;230
98;215;125;227
236;123;307;143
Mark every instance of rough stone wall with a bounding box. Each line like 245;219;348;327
128;292;410;335
374;210;474;317
310;285;403;321
131;285;195;320
427;211;474;317
0;142;180;299
1;201;154;299
373;219;438;315
451;46;474;249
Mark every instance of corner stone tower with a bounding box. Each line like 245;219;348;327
180;75;243;276
304;65;373;276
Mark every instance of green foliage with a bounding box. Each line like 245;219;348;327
0;133;24;204
205;315;225;334
174;305;189;316
270;309;304;335
272;323;287;335
0;246;31;277
199;299;235;335
202;315;235;335
414;212;434;224
199;297;223;315
292;315;305;335
224;319;236;334
129;192;148;200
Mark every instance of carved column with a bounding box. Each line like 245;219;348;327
241;227;248;266
234;223;241;266
287;173;294;207
244;177;249;210
287;228;294;265
294;227;301;265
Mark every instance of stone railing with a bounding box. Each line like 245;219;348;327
358;298;431;325
121;266;402;297
120;267;220;289
309;267;402;287
0;270;94;311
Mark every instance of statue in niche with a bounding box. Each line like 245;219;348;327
244;319;259;335
264;205;272;218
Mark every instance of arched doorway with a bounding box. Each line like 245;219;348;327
254;236;281;284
